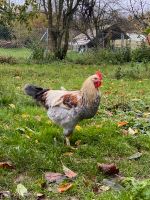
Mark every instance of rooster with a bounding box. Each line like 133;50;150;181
24;71;102;146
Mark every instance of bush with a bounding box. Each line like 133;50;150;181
67;48;131;65
132;46;150;62
28;43;55;63
0;56;17;64
114;62;150;79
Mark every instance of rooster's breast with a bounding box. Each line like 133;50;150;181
47;106;81;128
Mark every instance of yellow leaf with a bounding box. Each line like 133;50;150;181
25;135;30;139
46;120;52;125
21;114;30;119
75;125;82;131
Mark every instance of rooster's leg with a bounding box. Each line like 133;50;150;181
63;128;73;146
65;137;70;146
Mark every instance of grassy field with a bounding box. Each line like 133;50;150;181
0;48;31;59
0;62;150;199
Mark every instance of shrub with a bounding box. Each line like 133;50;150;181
132;45;150;62
114;62;150;79
67;48;131;65
28;43;55;63
0;56;17;64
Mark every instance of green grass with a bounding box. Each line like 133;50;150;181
0;62;150;199
0;48;31;59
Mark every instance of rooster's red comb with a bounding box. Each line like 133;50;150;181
96;71;102;80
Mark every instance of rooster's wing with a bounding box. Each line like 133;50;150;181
46;90;82;109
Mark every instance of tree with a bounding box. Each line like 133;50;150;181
119;0;150;31
0;24;13;40
73;0;120;48
0;0;16;26
38;0;83;59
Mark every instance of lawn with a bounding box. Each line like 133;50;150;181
0;48;31;59
0;62;150;199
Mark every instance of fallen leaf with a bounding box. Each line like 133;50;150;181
122;129;128;136
0;161;15;169
97;163;119;175
62;165;77;179
22;113;30;119
58;183;73;193
9;104;15;109
117;121;128;127
128;127;137;135
45;172;66;183
36;193;45;200
128;152;142;160
34;115;42;121
93;183;110;194
15;76;21;79
105;111;113;116
16;183;28;197
75;140;81;146
104;91;112;95
75;125;82;131
0;191;11;199
143;112;150;118
102;178;123;191
63;152;74;156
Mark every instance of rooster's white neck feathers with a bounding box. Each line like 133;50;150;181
81;76;99;105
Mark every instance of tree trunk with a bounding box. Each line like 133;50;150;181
48;28;56;52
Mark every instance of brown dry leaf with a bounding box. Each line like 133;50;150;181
58;183;73;193
45;172;66;183
62;165;77;179
97;163;119;175
122;129;128;136
117;121;128;127
75;140;81;146
63;152;74;156
83;177;90;186
0;161;15;169
93;184;110;194
105;111;113;116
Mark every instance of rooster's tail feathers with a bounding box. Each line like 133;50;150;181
24;84;49;108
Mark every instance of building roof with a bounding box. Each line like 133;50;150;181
127;33;146;41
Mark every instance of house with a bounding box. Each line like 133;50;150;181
71;24;129;52
126;33;146;48
71;24;147;51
